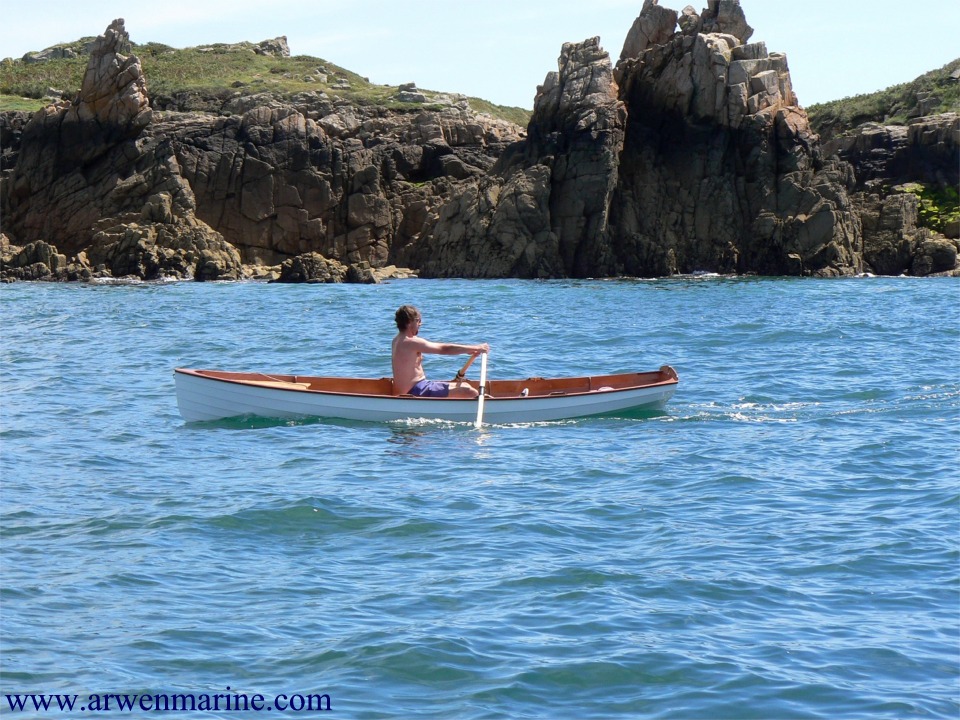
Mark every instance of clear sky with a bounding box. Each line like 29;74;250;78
1;0;957;109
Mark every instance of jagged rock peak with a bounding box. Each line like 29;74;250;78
619;0;754;63
701;0;753;42
620;0;679;62
75;18;151;134
532;36;625;138
614;0;795;127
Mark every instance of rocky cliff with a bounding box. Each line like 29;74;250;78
0;19;521;282
2;3;957;282
412;0;898;278
836;112;960;276
2;20;244;281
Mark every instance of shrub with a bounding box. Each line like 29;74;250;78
807;59;960;143
895;183;960;234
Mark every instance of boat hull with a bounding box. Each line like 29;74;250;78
173;367;678;424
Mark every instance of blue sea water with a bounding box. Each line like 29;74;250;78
1;276;958;719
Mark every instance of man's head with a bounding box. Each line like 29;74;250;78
395;305;421;332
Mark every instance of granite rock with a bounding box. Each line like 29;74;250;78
1;9;954;280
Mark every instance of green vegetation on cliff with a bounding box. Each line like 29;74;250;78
895;183;960;235
0;38;531;126
807;59;960;143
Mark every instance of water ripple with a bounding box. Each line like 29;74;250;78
1;278;957;719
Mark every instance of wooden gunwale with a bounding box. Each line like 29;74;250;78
176;368;678;400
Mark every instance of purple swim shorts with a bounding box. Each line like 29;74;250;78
408;379;450;397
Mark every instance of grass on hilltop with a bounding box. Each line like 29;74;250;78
806;59;960;143
0;38;532;126
4;38;957;142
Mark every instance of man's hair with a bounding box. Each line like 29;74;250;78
395;305;420;331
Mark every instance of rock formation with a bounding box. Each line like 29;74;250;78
410;36;626;277
152;100;519;271
836;112;960;276
1;20;521;282
414;0;867;277
827;113;960;190
608;0;866;277
2;5;956;281
2;19;243;281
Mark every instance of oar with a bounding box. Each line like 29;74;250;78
474;352;488;429
453;353;478;384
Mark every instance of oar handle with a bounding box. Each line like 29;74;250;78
454;351;479;382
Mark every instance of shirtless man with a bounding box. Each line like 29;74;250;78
391;305;489;398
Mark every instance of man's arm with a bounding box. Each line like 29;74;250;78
409;336;489;356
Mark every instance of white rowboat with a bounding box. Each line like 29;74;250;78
173;366;679;424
